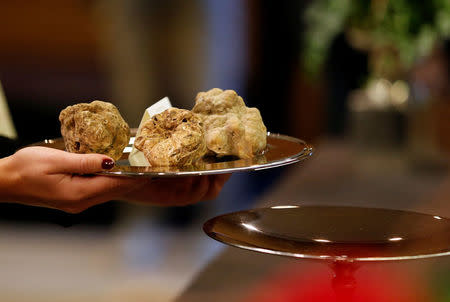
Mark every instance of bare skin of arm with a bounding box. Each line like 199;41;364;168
0;147;230;213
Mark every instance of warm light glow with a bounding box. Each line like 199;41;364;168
433;216;442;220
367;78;391;108
271;205;299;209
313;238;332;243
390;80;409;108
389;237;403;242
349;94;371;112
242;223;260;232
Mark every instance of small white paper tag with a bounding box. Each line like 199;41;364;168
0;82;17;139
128;97;172;166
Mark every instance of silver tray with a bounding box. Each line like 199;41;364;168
204;205;450;262
33;132;314;177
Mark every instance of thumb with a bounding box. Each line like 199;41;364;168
50;151;115;175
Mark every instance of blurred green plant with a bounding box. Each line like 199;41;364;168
303;0;450;79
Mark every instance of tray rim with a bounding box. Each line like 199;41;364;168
32;132;314;177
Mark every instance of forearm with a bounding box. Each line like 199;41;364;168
0;136;23;201
0;155;19;202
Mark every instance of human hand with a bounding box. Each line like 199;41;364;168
0;146;142;213
122;173;231;207
0;147;230;213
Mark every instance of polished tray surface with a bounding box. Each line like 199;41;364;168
204;205;450;261
33;132;313;177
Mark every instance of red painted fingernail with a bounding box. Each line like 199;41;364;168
102;159;115;170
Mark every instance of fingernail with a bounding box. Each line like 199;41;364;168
102;158;115;170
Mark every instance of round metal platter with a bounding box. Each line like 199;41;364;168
32;132;313;177
204;205;450;262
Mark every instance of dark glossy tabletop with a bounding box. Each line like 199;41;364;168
176;140;450;302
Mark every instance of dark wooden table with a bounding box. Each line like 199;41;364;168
176;140;450;302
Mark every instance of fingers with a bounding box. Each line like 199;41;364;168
201;173;232;201
9;147;231;213
151;176;201;206
215;173;232;186
55;154;114;175
183;175;210;204
57;172;231;212
34;147;115;175
72;175;147;201
158;174;231;205
56;175;149;213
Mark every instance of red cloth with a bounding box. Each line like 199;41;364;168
244;263;430;302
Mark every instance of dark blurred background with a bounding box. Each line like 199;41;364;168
0;0;329;226
0;0;449;228
2;0;449;224
1;0;450;224
0;1;449;300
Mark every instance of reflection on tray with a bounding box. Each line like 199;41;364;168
122;154;268;173
31;132;313;176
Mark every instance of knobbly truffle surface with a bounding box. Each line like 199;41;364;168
192;88;267;159
59;100;130;161
134;108;207;166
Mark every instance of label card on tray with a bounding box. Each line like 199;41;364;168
128;97;172;166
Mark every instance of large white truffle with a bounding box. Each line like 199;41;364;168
59;100;130;161
134;108;207;166
192;88;267;159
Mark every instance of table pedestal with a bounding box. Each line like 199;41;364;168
331;261;359;301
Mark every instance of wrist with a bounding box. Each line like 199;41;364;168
0;155;19;202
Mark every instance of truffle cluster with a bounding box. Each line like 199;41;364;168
59;89;267;167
